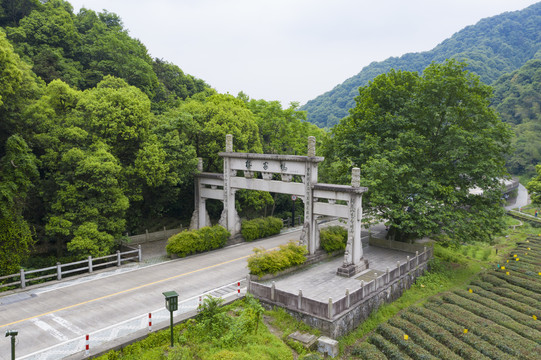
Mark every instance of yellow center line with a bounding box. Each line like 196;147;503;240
0;249;268;328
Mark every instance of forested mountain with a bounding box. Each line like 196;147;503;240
301;2;541;128
492;59;541;176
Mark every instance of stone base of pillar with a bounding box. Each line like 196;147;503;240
219;208;242;236
190;209;211;230
189;209;198;230
336;258;369;278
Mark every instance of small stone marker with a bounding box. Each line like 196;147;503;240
288;331;317;350
317;336;339;358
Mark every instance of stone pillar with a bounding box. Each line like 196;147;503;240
223;134;240;236
304;137;318;255
190;158;205;229
350;168;363;265
337;167;367;277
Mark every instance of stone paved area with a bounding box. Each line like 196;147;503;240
261;245;415;302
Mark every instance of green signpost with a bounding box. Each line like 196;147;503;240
162;291;179;347
5;330;18;360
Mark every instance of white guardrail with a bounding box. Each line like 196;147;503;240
0;246;142;290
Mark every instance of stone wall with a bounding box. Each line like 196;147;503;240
250;247;432;338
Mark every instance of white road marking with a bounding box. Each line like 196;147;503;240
48;314;84;335
31;318;68;341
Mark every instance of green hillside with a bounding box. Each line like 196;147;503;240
492;59;541;177
301;2;541;128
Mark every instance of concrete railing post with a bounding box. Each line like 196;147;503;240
271;281;276;301
138;245;142;262
298;290;303;310
346;288;350;308
406;256;410;271
360;280;364;299
20;268;26;289
416;251;419;267
116;250;121;266
386;267;390;283
328;297;333;319
246;275;251;293
397;261;401;276
88;256;93;273
374;272;378;290
57;262;62;280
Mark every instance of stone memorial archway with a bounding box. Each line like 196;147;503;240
190;135;368;276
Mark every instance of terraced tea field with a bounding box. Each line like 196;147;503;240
351;237;541;359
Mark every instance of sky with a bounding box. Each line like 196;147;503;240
67;0;540;107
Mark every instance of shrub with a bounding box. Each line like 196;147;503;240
247;241;308;277
166;225;230;257
241;217;283;242
319;226;347;253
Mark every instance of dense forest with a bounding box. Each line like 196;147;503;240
0;0;534;275
300;3;541;127
0;0;325;273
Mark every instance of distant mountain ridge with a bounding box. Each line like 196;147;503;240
301;2;541;128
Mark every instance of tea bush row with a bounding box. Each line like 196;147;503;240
428;297;540;345
350;342;387;360
241;217;283;242
469;279;541;310
414;305;508;359
368;333;412;360
387;316;462;360
375;323;436;360
402;310;486;360
453;289;540;327
480;274;538;300
492;271;540;294
425;300;539;359
166;225;230;258
467;286;539;317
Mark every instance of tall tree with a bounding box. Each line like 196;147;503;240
0;135;38;275
45;142;129;257
329;60;513;243
175;93;262;172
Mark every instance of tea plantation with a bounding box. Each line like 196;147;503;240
350;236;541;359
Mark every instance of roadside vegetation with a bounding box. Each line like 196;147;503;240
96;216;538;359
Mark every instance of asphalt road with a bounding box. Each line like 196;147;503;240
0;229;302;359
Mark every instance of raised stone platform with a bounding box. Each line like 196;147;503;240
336;258;369;277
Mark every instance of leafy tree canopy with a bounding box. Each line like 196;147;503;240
327;60;513;243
